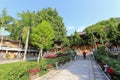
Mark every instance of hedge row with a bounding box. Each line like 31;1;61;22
0;55;71;80
96;55;120;80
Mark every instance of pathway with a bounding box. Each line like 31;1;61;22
36;55;109;80
0;59;23;64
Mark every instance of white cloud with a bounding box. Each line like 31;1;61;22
66;25;76;36
76;23;93;32
76;26;87;32
66;23;93;36
66;25;87;32
66;25;75;31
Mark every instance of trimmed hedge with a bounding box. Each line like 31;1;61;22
0;62;40;80
96;55;120;80
0;54;71;80
94;45;120;79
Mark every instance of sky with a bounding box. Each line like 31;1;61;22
0;0;120;35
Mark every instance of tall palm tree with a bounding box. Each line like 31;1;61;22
18;11;36;61
0;9;13;52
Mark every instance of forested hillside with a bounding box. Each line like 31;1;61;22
84;17;120;48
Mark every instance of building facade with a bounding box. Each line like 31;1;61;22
0;38;39;60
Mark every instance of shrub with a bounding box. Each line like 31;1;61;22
0;53;71;80
97;55;120;79
97;45;108;56
0;62;40;80
39;59;47;70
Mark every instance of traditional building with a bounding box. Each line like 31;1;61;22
67;31;95;53
0;38;39;60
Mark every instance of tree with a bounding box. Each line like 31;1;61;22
116;23;120;45
0;8;13;28
0;8;13;50
85;29;94;48
107;24;118;47
85;17;120;48
17;11;37;61
73;31;83;47
31;21;55;62
61;37;70;47
36;7;66;43
7;19;23;40
69;34;74;47
69;31;83;48
6;7;67;52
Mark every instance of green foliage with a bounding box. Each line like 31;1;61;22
31;20;55;49
7;20;23;40
0;8;13;26
85;17;120;47
0;8;13;38
97;45;108;55
62;37;70;47
36;7;67;43
39;58;47;70
69;34;74;46
107;24;119;47
85;30;94;46
97;55;120;79
0;62;39;80
6;7;67;45
0;54;71;80
17;11;36;43
69;31;83;47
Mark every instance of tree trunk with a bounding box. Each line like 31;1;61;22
0;26;4;52
17;38;21;58
23;28;30;61
37;49;42;62
100;34;104;46
91;32;97;50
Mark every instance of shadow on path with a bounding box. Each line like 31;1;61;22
36;54;109;80
38;55;94;80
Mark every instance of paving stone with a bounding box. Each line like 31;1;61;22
36;55;109;80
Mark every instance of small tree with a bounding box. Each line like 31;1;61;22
72;31;83;47
62;37;70;47
31;20;55;62
97;45;108;56
107;24;118;47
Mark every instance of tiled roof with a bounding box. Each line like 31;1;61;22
78;32;86;35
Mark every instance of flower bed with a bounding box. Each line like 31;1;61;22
47;64;53;71
95;54;120;79
106;67;114;75
0;53;71;80
28;68;40;75
44;54;57;58
28;68;40;80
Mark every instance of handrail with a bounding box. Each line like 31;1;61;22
109;49;120;52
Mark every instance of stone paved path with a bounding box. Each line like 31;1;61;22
48;60;93;80
91;60;109;80
0;59;22;64
36;55;109;80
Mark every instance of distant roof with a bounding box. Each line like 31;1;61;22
77;32;86;35
66;32;86;38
